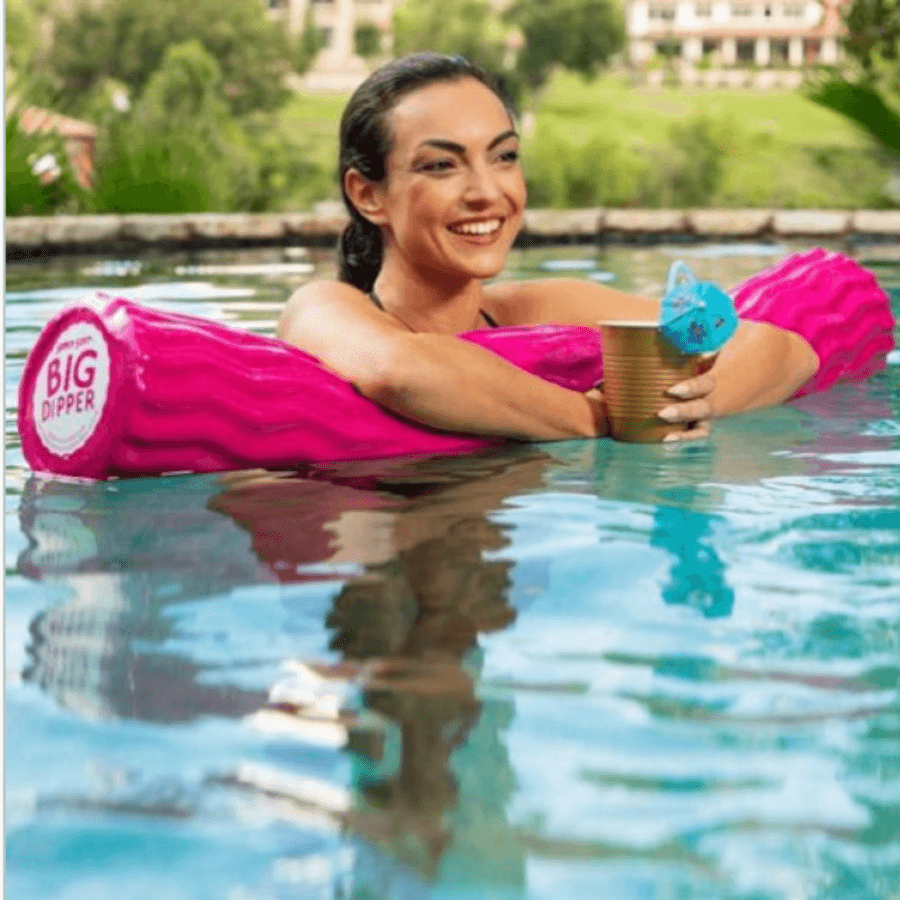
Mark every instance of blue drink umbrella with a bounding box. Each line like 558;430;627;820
659;261;738;354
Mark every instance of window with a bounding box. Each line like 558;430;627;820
783;2;805;16
656;39;681;57
648;4;677;21
770;38;790;62
736;38;755;60
695;2;713;16
732;3;754;16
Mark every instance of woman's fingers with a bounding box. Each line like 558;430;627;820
659;371;715;441
657;398;711;423
663;421;711;442
666;372;715;400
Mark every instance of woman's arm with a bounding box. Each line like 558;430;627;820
486;278;819;421
659;320;819;424
277;280;608;441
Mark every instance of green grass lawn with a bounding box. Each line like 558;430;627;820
273;71;896;210
537;71;871;149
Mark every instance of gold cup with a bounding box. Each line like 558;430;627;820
598;321;707;443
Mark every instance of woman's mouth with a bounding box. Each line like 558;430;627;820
448;218;503;237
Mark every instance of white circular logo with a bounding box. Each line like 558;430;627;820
32;322;111;456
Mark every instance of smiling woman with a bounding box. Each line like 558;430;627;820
278;52;861;445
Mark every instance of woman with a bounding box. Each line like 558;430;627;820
278;53;822;443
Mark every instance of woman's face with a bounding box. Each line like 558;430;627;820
377;77;526;284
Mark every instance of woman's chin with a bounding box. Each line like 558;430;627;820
453;245;514;280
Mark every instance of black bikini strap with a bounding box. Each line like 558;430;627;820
480;309;499;328
369;289;499;328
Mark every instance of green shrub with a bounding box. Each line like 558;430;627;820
91;41;255;212
295;4;326;75
637;114;734;207
524;115;733;209
566;135;645;206
523;129;572;207
354;22;382;61
5;113;89;215
234;111;337;212
5;0;43;73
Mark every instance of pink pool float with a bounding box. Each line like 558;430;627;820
17;249;895;479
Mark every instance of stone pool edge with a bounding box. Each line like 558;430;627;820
7;208;900;259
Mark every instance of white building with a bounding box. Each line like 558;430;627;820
625;0;847;68
265;0;850;89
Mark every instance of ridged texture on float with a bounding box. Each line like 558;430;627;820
98;297;604;476
732;248;896;397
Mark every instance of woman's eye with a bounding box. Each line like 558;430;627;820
419;159;455;173
498;149;520;164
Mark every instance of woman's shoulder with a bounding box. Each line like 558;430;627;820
277;279;376;342
286;278;371;308
483;278;572;324
281;278;369;317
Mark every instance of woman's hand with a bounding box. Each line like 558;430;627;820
657;370;717;442
584;387;610;438
654;319;821;442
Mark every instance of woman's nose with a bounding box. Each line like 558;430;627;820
462;162;502;204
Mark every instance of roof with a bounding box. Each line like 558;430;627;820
19;107;97;140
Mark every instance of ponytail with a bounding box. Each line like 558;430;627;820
338;213;383;294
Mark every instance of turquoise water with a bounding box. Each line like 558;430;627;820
6;243;900;900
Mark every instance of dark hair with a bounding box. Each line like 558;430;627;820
337;53;517;294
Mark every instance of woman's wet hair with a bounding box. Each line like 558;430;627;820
337;52;517;294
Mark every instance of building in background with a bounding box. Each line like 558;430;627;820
265;0;851;90
625;0;847;68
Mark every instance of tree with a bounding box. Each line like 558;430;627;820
48;0;293;116
5;0;43;72
355;21;383;62
392;0;509;74
91;41;254;212
295;3;326;75
842;0;900;83
807;0;900;158
504;0;625;94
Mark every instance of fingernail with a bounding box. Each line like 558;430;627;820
663;432;681;442
658;406;679;422
667;384;690;398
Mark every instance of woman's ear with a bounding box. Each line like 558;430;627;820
344;169;388;226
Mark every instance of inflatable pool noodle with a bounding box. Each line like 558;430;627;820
17;249;896;480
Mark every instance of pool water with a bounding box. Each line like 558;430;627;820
6;242;900;900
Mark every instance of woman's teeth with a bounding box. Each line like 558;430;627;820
450;219;501;236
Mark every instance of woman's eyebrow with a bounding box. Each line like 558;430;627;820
488;129;519;149
417;129;520;155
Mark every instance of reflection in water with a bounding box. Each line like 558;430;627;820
18;475;274;722
650;505;735;619
15;401;900;897
210;453;554;885
588;438;740;620
18;450;553;890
